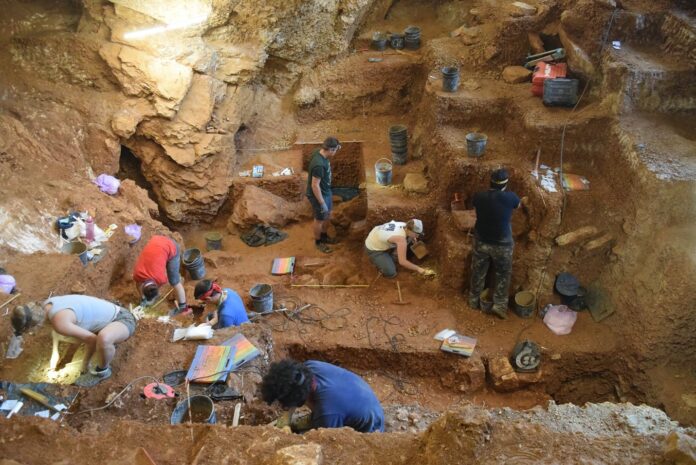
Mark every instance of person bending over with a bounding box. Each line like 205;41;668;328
133;235;189;315
261;358;384;433
364;219;434;278
306;137;341;254
194;279;249;329
44;294;136;386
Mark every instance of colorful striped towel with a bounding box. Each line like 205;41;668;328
222;333;261;370
186;345;236;383
272;257;295;275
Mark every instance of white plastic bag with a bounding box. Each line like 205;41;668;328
172;324;214;342
543;304;577;335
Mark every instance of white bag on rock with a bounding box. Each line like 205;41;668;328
543;304;577;335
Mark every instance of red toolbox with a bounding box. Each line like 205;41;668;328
532;62;567;96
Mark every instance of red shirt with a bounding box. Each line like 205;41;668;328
133;236;177;286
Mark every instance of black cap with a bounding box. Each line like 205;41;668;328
555;272;580;297
491;168;509;185
322;137;340;150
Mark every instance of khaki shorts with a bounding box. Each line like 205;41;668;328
113;308;137;336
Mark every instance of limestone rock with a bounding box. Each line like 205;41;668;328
452;210;476;232
295;86;321;106
488;356;520;392
273;444;323;465
555;226;599;246
70;282;87;294
403;173;429;194
528;32;546;54
510;1;538;17
558;26;596;79
111;108;145;138
502;66;532;84
664;431;696;465
176;74;225;130
229;185;311;229
583;233;613;251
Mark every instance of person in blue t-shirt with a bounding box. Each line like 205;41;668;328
194;279;249;329
468;168;527;319
261;359;384;433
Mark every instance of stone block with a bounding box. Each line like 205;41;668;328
488;356;520;392
273;444;323;465
403;173;429;194
664;431;696;465
502;66;532;84
229;185;312;229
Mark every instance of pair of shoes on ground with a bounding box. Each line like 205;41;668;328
74;366;112;387
468;298;507;320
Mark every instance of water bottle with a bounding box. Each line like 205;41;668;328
86;216;95;243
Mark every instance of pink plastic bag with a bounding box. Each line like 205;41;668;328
543;304;577;335
94;174;120;195
125;224;142;244
0;274;16;294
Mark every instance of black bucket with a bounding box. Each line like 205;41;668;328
182;248;206;280
404;26;421;50
171;395;216;425
442;66;460;92
371;32;387;51
389;125;408;165
204;232;223;251
389;33;405;50
249;283;273;313
514;291;535;318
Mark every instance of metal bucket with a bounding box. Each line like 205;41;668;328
171;395;216;425
371;32;387;51
204;232;223;251
182;248;206;280
441;66;460;92
404;25;421;50
375;158;393;186
61;241;89;266
389;33;405;49
466;133;488;157
514;291;535;318
249;283;273;313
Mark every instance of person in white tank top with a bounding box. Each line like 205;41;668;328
364;219;435;278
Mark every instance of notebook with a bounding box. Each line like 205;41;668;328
186;345;236;383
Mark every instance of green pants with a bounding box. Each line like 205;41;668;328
468;239;513;313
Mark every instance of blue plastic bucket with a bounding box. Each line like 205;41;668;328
249;283;273;313
375;158;393;186
466;133;488;157
183;248;206;280
204;232;223;251
171;395;216;425
442;66;460;92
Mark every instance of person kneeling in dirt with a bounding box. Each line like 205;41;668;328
133;235;190;316
194;279;249;329
262;359;384;433
364;219;434;278
44;294;136;387
468;168;527;319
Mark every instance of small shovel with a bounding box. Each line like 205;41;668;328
392;281;411;306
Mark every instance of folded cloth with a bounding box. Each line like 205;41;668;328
240;225;288;247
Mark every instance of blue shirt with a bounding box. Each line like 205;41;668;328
473;190;520;245
306;360;384;433
217;289;249;328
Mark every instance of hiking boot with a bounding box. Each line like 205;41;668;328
468;298;480;310
491;306;508;320
315;242;333;254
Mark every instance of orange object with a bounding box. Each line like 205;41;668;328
532;62;567;97
133;236;178;286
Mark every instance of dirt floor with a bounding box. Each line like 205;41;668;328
1;0;696;464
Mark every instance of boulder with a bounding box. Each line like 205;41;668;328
273;444;323;465
229;185;311;229
488;356;520;392
176;74;225;130
510;1;537;17
555;226;599;246
403;173;429;194
664;431;696;465
502;66;532;84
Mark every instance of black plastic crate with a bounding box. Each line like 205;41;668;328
543;78;579;107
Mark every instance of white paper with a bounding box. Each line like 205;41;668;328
434;329;456;341
50;411;61;421
7;401;23;418
35;410;50;418
1;399;19;410
54;403;67;411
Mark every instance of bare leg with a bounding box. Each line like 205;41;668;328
95;321;131;369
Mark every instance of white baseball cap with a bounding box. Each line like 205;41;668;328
411;219;423;234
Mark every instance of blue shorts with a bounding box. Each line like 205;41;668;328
307;193;332;221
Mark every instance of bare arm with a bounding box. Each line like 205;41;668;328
390;236;424;273
311;177;325;205
51;310;97;371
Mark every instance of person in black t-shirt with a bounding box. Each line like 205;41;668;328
468;168;526;319
306;137;341;254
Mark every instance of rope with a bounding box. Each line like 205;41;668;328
69;375;160;415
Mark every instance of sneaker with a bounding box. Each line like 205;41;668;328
491;307;508;320
90;366;113;379
75;366;112;387
169;306;192;317
315;242;333;254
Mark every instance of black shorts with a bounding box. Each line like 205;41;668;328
307;193;332;220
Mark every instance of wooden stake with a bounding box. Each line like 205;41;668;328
232;403;241;427
0;293;21;308
290;284;369;288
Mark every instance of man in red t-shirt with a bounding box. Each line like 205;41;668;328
132;235;189;314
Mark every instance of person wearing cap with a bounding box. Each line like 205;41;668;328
261;358;384;433
132;235;190;315
306;137;341;254
468;168;526;319
194;279;249;329
42;294;137;386
364;219;435;278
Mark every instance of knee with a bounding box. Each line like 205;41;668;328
96;332;113;350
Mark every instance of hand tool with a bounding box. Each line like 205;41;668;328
20;387;61;412
392;281;410;306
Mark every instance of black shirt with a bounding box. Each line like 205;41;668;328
473;190;520;245
306;149;332;197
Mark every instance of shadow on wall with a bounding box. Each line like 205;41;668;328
295;141;366;188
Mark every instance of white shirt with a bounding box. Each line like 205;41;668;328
365;221;407;251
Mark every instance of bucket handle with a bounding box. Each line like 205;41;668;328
375;158;393;167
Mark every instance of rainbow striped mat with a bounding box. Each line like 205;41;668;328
561;173;590;191
186;345;236;384
272;257;296;275
222;333;261;370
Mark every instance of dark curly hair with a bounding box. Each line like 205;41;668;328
261;359;313;408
